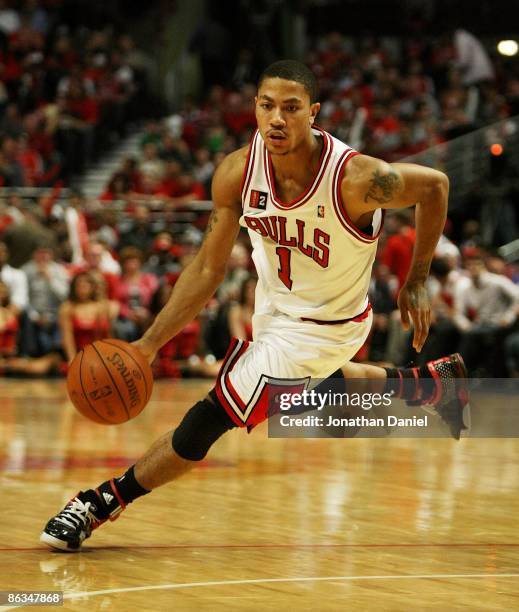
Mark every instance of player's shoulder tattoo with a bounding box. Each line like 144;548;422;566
364;169;402;204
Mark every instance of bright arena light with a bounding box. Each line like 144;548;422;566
497;40;518;56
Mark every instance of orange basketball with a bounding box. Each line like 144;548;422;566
67;338;153;424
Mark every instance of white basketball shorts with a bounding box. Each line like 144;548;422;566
215;306;373;428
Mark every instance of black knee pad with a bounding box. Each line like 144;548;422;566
172;392;235;461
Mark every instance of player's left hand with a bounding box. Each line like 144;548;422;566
397;282;431;353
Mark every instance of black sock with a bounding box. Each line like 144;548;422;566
79;465;149;521
383;365;434;403
111;465;150;505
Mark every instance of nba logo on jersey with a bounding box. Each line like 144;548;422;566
250;190;268;210
317;205;325;218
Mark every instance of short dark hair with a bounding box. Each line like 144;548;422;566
430;257;450;279
258;60;318;103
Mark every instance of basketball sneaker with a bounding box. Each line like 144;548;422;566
415;353;470;440
40;495;103;552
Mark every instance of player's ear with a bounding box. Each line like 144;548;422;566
310;102;320;124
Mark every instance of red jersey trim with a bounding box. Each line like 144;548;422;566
223;342;249;410
216;338;250;426
264;126;333;210
332;150;386;244
240;130;259;204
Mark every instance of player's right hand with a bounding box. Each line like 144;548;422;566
397;282;431;353
131;338;158;365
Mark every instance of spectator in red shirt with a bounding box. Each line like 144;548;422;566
155;160;181;198
119;157;142;192
381;210;416;290
100;172;131;202
149;281;201;378
171;170;206;204
223;91;256;135
17;133;43;186
56;79;98;177
113;246;158;342
69;241;119;300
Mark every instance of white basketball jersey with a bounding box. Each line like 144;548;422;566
240;126;384;322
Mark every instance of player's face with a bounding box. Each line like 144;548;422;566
255;78;320;156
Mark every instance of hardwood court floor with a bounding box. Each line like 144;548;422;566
0;379;518;611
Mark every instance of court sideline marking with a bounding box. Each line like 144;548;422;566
1;572;517;609
2;541;519;552
63;573;519;601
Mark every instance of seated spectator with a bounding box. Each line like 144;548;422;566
171;170;206;204
203;273;253;361
117;204;156;252
227;275;256;341
21;245;69;356
367;263;397;363
477;152;518;248
59;272;119;363
22;111;61;186
144;232;182;278
0;103;23;138
118;157;142;192
417;257;469;365
381;210;416;291
454;251;519;375
139;142;164;184
365;103;401;157
0;279;19;359
2;193;24;224
69;241;120;299
0;293;62;377
196;275;256;378
100;172;131;202
193;147;215;194
155;160;182;198
55;79;98;177
159;133;192;167
217;242;251;302
223;91;256;135
0;136;24;186
91;210;120;252
0;240;28;315
16;133;43;186
113;247;158;342
150;281;201;378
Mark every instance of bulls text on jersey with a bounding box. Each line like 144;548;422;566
243;214;330;269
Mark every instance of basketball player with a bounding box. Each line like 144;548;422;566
41;60;469;551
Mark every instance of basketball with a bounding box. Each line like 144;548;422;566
66;339;153;424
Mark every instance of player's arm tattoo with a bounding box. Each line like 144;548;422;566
407;261;430;284
364;170;401;204
204;208;218;237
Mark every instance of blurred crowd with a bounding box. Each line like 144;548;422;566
1;0;152;185
368;210;519;377
2;17;519;377
0;219;256;378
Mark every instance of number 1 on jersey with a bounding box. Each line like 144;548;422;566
276;246;293;290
